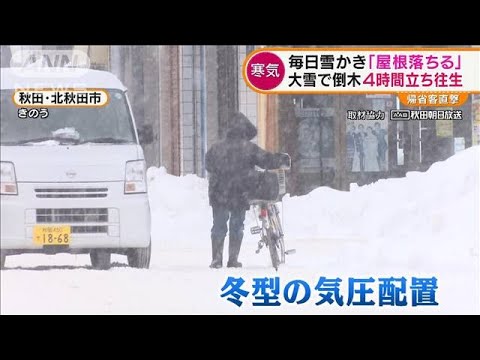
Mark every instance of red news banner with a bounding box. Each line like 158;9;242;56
242;47;480;107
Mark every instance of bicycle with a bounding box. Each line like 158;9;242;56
249;154;295;271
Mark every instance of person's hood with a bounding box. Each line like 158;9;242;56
226;112;257;140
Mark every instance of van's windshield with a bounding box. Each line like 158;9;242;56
0;89;137;145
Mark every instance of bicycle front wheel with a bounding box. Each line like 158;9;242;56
270;208;285;265
266;227;281;270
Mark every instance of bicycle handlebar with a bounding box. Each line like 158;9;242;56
279;153;291;170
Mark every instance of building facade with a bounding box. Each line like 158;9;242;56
1;45;475;196
275;93;474;194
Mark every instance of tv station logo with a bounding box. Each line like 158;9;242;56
390;109;463;121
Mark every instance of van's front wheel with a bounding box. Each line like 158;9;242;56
90;250;111;270
127;241;151;269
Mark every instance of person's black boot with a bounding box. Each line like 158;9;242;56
227;235;243;268
210;260;222;269
210;237;224;269
226;260;242;268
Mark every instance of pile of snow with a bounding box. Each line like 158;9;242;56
147;167;276;249
147;166;212;249
51;127;80;140
282;145;479;269
148;146;479;270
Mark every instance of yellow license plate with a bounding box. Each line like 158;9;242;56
33;225;71;246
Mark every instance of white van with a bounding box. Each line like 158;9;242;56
0;67;152;270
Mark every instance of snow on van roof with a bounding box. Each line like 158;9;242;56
0;67;127;91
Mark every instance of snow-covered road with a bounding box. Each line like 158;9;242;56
1;146;479;314
0;236;363;314
1;235;477;314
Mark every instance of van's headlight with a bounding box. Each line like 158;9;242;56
1;162;18;195
124;160;147;194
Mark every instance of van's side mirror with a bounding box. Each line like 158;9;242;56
138;124;154;145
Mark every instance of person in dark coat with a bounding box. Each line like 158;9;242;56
205;112;289;269
346;124;356;171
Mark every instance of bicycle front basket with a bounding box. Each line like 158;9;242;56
248;169;287;202
248;170;280;201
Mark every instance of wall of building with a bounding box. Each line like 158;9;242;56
238;45;258;143
1;45;13;67
205;46;219;152
179;46;200;176
158;46;181;176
